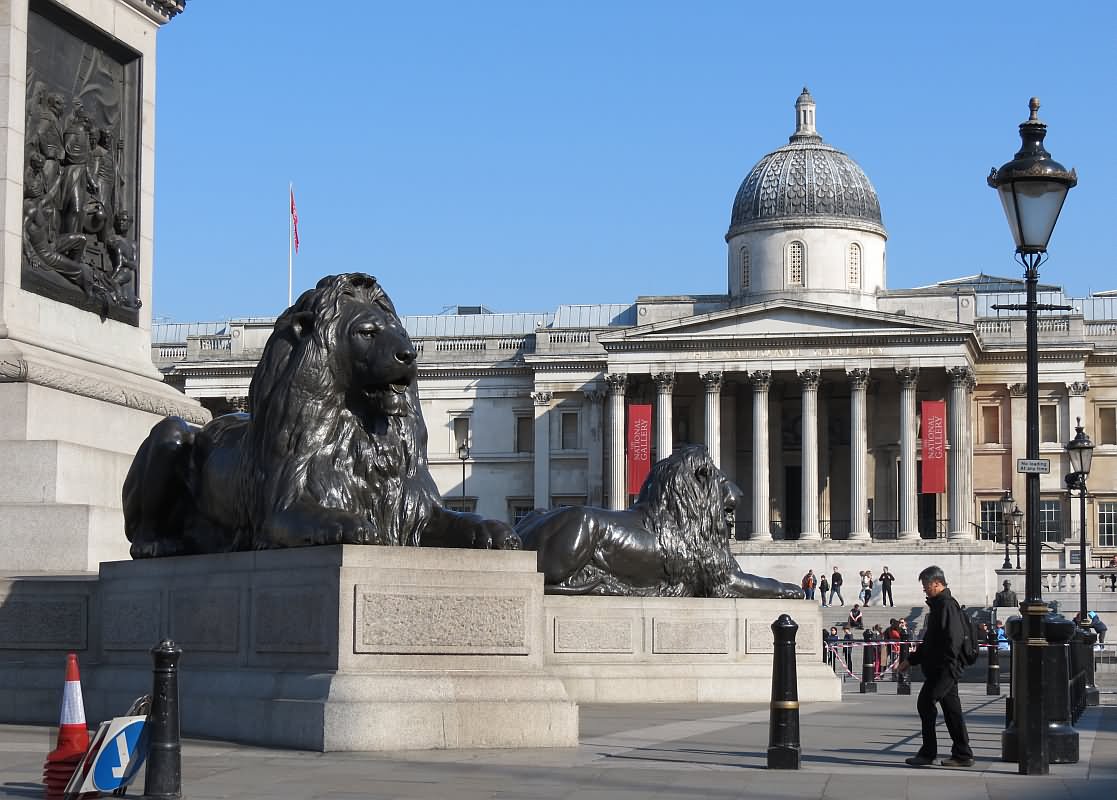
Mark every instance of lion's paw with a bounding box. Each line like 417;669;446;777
474;520;522;550
779;583;807;600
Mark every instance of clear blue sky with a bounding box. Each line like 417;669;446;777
152;2;1116;323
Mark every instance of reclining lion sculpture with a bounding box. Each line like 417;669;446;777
516;445;803;598
124;272;520;557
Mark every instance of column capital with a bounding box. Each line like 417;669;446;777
749;370;772;391
531;391;553;406
797;368;821;390
1009;382;1027;397
895;366;919;389
701;371;723;392
605;373;628;394
947;365;976;390
583;389;606;403
652;372;675;393
1068;380;1090;397
847;368;870;390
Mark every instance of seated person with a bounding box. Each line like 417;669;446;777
848;604;864;629
1089;611;1108;646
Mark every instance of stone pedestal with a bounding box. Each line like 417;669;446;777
0;0;203;571
542;597;840;703
0;546;579;751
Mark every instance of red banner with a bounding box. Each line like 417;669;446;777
627;404;653;496
921;400;946;494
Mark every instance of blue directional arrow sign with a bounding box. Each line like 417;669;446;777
91;718;147;792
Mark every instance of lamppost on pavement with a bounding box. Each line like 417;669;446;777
457;442;470;507
1000;490;1015;570
1065;417;1100;708
1012;505;1023;570
1065;419;1094;626
988;96;1076;775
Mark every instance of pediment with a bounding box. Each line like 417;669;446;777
597;299;971;343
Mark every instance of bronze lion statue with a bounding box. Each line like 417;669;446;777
124;273;520;557
517;445;802;598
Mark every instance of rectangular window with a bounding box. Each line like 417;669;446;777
508;502;534;526
1100;407;1117;446
515;416;534;453
672;405;691;445
443;498;476;513
1039;499;1063;543
981;405;1000;445
1099;502;1117;548
452;416;470;453
1040;404;1058;443
978;500;1003;541
560;412;579;450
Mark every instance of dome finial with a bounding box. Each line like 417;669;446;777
790;87;821;144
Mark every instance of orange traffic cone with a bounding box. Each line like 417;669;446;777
42;653;90;799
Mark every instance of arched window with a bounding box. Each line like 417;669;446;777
740;247;750;290
787;241;804;286
847;243;862;288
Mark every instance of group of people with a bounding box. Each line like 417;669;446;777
801;566;896;607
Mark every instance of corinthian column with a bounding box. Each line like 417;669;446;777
897;367;919;540
948;366;976;540
653;372;674;462
606;374;627;510
702;371;723;468
848;369;871;540
532;391;553;509
750;370;772;540
798;369;821;541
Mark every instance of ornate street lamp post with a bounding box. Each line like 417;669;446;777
1012;506;1023;570
989;97;1076;775
1000;490;1015;570
1065;420;1094;624
457;442;470;506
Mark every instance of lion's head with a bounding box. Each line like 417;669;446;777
245;273;434;544
635;445;742;596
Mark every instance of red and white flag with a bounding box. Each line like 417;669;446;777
290;186;300;253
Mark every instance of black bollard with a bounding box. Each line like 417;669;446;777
986;628;1001;695
767;614;800;769
1001;616;1022;762
1043;615;1078;764
896;640;911;695
859;632;876;694
1080;625;1100;708
143;639;183;800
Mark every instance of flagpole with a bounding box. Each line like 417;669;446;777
288;182;294;308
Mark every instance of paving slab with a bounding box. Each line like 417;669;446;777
0;686;1114;800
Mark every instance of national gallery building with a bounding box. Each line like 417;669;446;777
153;90;1117;572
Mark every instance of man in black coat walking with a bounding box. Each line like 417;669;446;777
897;565;974;768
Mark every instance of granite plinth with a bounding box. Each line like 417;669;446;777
542;596;840;702
0;546;579;751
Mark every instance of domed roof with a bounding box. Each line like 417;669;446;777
727;89;885;238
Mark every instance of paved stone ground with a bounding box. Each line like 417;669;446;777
0;685;1113;799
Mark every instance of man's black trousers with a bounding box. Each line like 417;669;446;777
881;585;894;606
915;670;973;760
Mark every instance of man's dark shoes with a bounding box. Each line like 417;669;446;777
940;757;974;767
905;755;934;767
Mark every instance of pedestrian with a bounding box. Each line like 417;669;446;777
898;565;974;768
887;618;903;663
829;567;845;606
819;574;830;607
1107;555;1117;592
1089;611;1108;646
842;625;854;673
848;603;864;629
879;565;896;607
801;569;817;600
898;618;909;640
871;623;885;674
994;619;1009;652
825;625;839;666
860;569;874;605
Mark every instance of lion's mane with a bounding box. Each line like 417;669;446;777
632;447;741;597
242;273;435;547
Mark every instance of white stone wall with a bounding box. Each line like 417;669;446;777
728;225;886;310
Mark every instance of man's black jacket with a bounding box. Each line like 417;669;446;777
907;587;966;678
